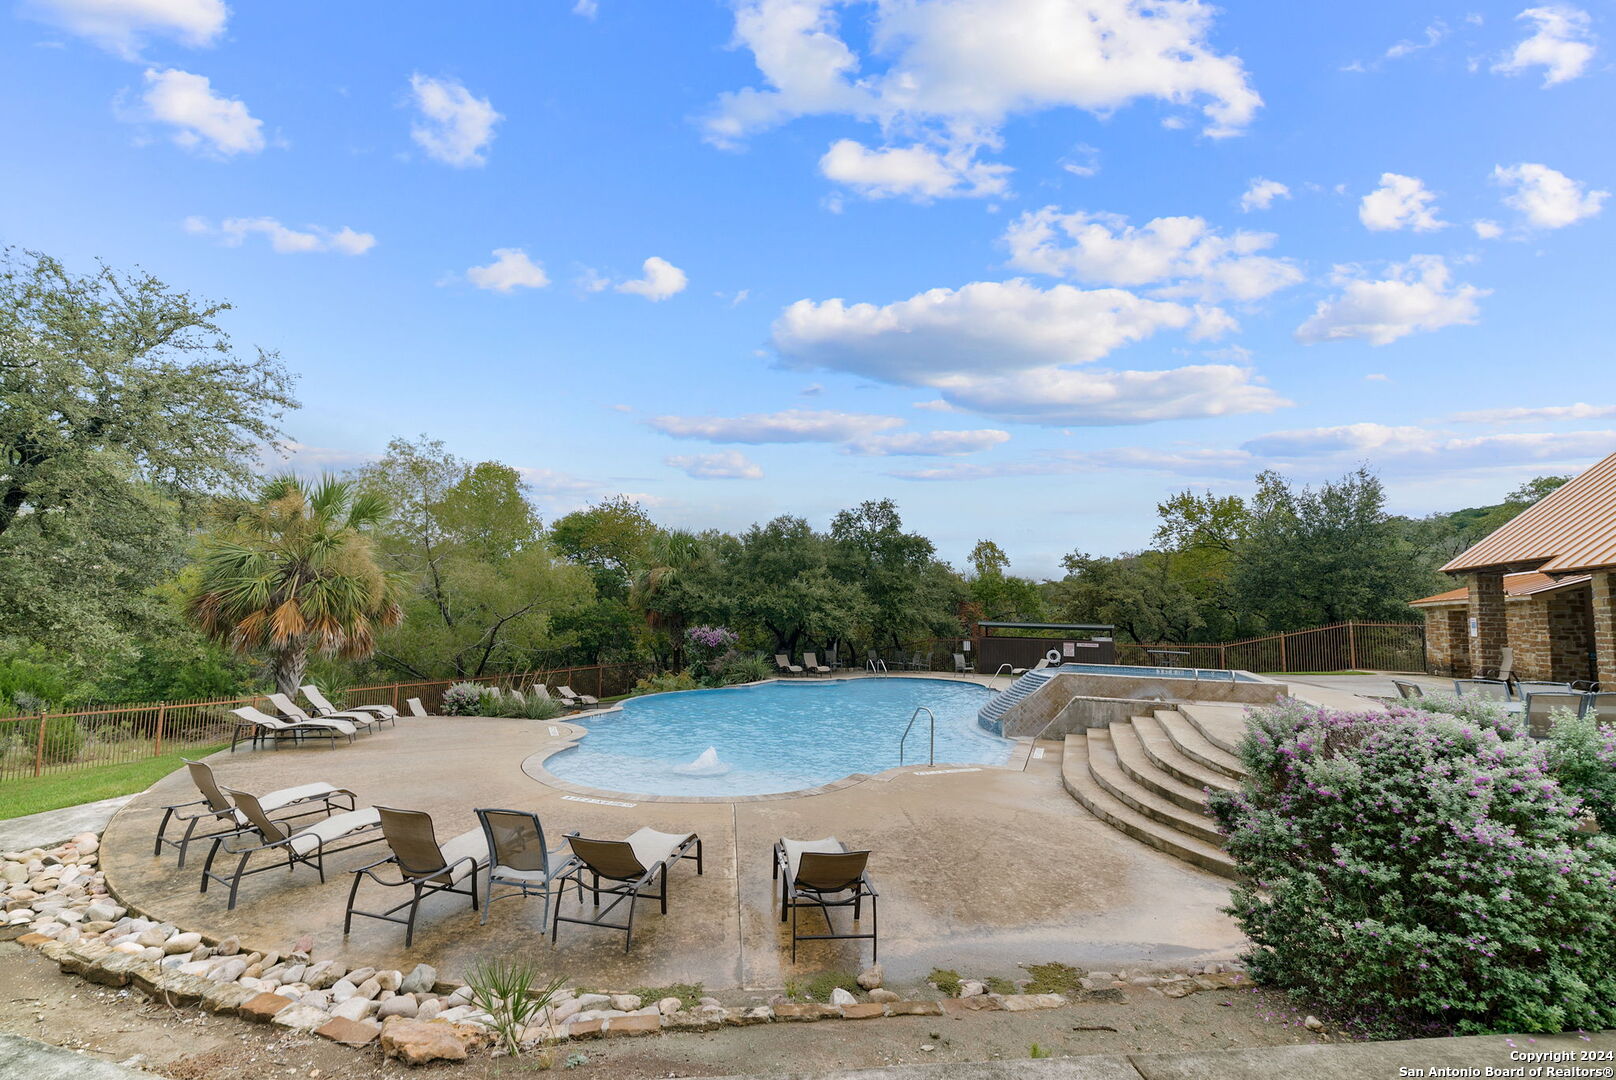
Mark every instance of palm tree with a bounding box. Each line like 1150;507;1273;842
629;529;705;667
187;474;404;698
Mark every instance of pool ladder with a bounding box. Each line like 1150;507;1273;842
985;663;1015;692
899;706;935;766
866;658;889;676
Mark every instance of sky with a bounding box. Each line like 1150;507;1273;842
2;0;1613;577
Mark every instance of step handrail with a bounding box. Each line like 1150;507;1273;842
1020;711;1066;771
866;658;889;676
985;663;1015;692
899;706;936;766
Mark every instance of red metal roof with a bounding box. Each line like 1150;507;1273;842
1410;571;1591;607
1440;449;1616;574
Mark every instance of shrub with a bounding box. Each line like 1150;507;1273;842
1210;701;1616;1038
509;688;564;721
440;681;483;715
475;687;509;716
1411;691;1526;740
630;671;699;696
40;716;84;764
465;955;566;1058
685;626;739;671
708;651;772;686
1545;708;1616;832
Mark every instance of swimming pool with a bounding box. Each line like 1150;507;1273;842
542;678;1012;798
1055;663;1264;682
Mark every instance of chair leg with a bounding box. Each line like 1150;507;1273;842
227;852;252;910
871;894;878;962
480;872;492;926
199;837;224;893
154;806;177;856
344;872;364;935
659;865;668;915
404;883;423;949
175;817;202;869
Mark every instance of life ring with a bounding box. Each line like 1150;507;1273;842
1046;649;1062;665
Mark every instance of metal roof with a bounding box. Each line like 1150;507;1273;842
1440;448;1616;575
1410;571;1592;607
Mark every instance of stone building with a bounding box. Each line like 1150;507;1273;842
1428;448;1616;687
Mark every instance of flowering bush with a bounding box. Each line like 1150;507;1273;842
685;626;739;675
1545;708;1616;832
440;681;483;716
1412;691;1526;739
1210;700;1616;1038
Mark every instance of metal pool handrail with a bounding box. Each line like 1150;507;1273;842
866;658;889;676
899;706;936;766
985;663;1015;692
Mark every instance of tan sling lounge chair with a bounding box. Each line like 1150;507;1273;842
773;836;877;962
154;758;355;868
551;827;702;951
802;652;831;676
229;706;355;752
269;692;381;734
301;684;398;726
200;789;383;910
344;807;489;947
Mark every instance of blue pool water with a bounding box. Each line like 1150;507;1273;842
544;678;1012;797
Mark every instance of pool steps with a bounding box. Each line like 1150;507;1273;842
976;668;1056;734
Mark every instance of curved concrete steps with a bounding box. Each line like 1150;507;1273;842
1151;708;1246;780
1084;727;1224;846
1175;702;1249;756
1130;712;1240;795
1062;734;1238;880
1108;719;1217;813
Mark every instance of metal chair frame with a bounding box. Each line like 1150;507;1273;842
475;807;569;928
772;841;878;962
153;760;355;869
550;832;703;953
199;792;383;910
344;808;487;947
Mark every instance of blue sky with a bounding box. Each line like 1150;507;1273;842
3;0;1613;576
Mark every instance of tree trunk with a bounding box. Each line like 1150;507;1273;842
272;639;309;699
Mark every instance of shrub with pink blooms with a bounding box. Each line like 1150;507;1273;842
1209;699;1616;1038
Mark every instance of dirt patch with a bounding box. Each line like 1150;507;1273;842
0;942;1341;1079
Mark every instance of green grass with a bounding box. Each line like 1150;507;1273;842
0;744;225;820
1021;961;1087;995
630;982;704;1009
803;970;860;1002
928;967;964;997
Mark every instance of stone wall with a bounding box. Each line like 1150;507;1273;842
1594;571;1616;689
1507;597;1551;681
1423;607;1469;677
994;670;1288;738
1547;586;1595;684
1423;586;1594;683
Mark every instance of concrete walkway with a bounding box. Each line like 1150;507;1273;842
708;1029;1616;1079
0;1033;151;1080
0;795;134;850
1281;671;1450;700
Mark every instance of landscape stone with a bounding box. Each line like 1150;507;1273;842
840;1003;885;1020
604;1014;662;1037
884;1001;944;1016
238;992;297;1023
315;1017;381;1047
857;963;884;990
775;1003;839;1022
378;996;419;1019
829;987;858;1006
656;996;683;1015
610;993;642;1012
381;1018;470;1065
271;1004;331;1032
867;989;900;1003
398;963;437;994
200;981;259;1014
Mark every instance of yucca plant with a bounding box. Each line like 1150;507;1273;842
466;955;567;1057
186;474;404;698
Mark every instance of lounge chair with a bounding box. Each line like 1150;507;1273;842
228;706;355;752
406;697;429;717
557;685;599;708
773;837;877;962
1524;691;1585;739
775;654;804;676
154;759;356;868
551;827;702;951
302;684;398;726
953;652;974;675
270;692;381;735
1393;679;1424;700
802;652;831;676
200;789;383;910
344;807;489;947
1484;645;1515;684
475;807;571;927
1453;678;1509;701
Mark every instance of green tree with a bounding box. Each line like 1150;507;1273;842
1049;551;1203;644
830;499;962;651
965;539;1047;623
729;516;868;653
549;496;659;600
186;475;404;697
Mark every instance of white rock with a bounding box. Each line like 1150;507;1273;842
656;997;682;1015
857;964;884;990
330;997;376;1022
958;981;986;999
829;988;858;1006
1304;1015;1325;1032
609;994;642;1012
330;979;357;1003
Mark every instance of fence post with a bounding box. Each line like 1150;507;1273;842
154;703;167;758
1347;622;1358;671
597;667;604;699
34;713;47;778
1278;633;1288;672
392;682;400;712
1220;645;1227;669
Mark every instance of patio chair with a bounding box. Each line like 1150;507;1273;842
1393;679;1425;700
475;807;570;927
1524;691;1586;739
802;652;831;676
1584;692;1616;723
344;807;489;947
772;837;877;962
154;759;356;868
1483;646;1515;684
551;827;703;952
269;692;381;735
953;653;974;675
200;789;383;910
301;684;398;726
557;685;599;708
775;654;804;676
406;697;429;717
1516;680;1575;696
228;706;355;752
1453;678;1510;701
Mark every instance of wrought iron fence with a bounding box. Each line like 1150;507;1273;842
1118;621;1426;674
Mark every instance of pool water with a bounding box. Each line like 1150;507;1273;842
544;678;1012;797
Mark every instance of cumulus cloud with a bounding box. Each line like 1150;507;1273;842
1451;402;1616;423
1473;219;1504;239
852;429;1010;456
1493;5;1595;86
707;0;1261;197
818;138;1010;199
1493;162;1608;228
1359;173;1445;231
1003;208;1304;302
616;256;688;301
1295;256;1486;346
184;216;375;254
409;74;501;167
665;450;765;479
1239;177;1290;212
26;0;226;56
1241;423;1616;473
573;0;599;15
466;248;550;292
648;409;903;443
136;67;263;155
888;445;1256;482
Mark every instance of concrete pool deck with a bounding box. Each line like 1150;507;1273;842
97;714;1244;992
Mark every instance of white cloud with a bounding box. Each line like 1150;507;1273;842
616;256;688;301
467;248;550;292
889;445;1255;482
852;429;1010;456
1473;219;1504;239
1296;256;1486;346
818;138;1010;199
707;0;1261;192
1003;208;1303;302
929;364;1287;427
1385;19;1448;59
1493;162;1608;228
1359;173;1445;231
648;409;903;443
137;67;263;155
1493;5;1595;86
1239;177;1290;212
665;450;765;479
516;466;598;495
409;74;501;167
186;216;376;255
1241;423;1616;473
913;399;957;412
573;0;599;16
26;0;226;56
1451;402;1616;423
1365;372;1390;382
1061;144;1101;178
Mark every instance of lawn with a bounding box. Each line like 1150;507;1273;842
0;744;226;821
